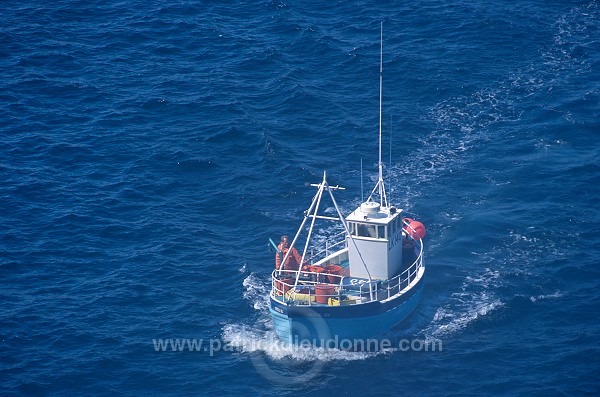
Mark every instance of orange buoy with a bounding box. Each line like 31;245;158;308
405;220;426;240
324;264;342;283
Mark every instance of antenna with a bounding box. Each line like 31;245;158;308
377;22;388;209
389;114;393;205
389;115;393;169
378;21;383;205
360;158;364;202
365;22;389;211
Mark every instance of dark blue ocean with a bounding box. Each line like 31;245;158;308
2;0;599;395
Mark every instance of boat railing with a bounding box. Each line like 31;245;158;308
307;230;347;264
271;268;345;305
271;237;423;305
379;238;424;300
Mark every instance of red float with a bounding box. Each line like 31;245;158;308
404;219;427;240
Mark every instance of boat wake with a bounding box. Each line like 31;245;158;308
222;323;383;362
419;225;568;340
397;4;594;342
421;268;504;339
222;272;388;363
224;1;593;366
528;291;563;303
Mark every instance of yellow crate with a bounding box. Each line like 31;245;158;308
328;297;356;306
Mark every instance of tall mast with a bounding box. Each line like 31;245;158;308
377;22;387;208
365;22;389;210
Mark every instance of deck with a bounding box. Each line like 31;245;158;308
271;237;423;307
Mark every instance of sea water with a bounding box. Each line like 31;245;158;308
1;0;599;395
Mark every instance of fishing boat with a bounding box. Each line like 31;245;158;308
268;25;427;346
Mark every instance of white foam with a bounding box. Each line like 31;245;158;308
428;299;504;338
221;323;383;362
242;273;270;311
423;268;504;338
228;273;388;362
530;291;563;303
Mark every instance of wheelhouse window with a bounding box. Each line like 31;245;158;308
357;223;375;238
349;222;387;239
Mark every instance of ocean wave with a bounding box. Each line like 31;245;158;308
422;268;504;338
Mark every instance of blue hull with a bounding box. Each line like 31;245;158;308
269;273;425;345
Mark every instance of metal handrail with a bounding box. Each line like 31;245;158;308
271;219;425;305
271;268;344;305
271;238;423;305
307;230;347;264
